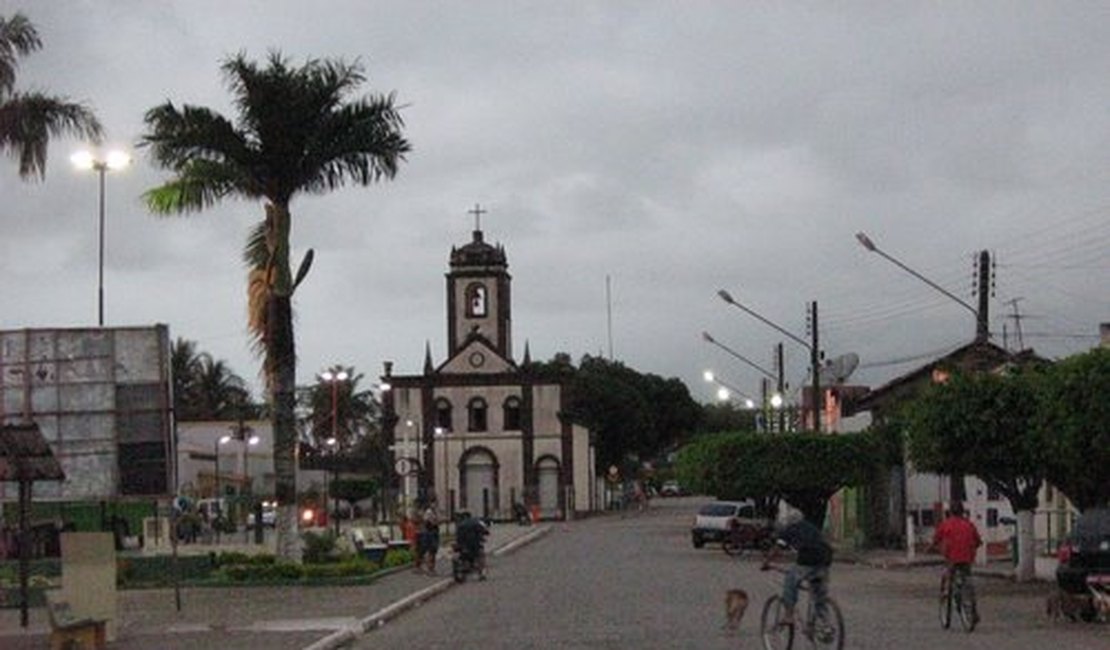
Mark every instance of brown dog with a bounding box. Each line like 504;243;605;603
724;589;750;634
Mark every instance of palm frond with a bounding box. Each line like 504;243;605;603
299;94;410;194
0;13;41;94
142;159;244;214
139;101;253;172
0;92;103;179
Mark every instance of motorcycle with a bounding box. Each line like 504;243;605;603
722;520;775;556
451;542;486;582
511;502;532;526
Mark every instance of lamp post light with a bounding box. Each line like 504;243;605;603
214;434;231;543
703;370;758;408
702;333;787;431
855;232;987;341
71;150;130;327
434;426;448;519
715;291;822;432
320;369;348;534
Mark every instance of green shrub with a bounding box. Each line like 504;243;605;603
302;530;338;564
383;548;413;568
219;560;304;582
117;554;212;586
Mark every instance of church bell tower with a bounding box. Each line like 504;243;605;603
446;208;512;362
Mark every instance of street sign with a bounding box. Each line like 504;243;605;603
395;458;412;476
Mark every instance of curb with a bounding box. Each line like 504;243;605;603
302;525;552;650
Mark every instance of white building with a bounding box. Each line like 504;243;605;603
382;226;596;521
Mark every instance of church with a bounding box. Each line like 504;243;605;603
381;219;596;521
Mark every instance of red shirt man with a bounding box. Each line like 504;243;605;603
932;502;982;565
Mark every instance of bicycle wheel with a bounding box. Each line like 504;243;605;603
938;580;952;629
722;537;742;556
956;578;978;632
760;595;795;650
808;597;844;650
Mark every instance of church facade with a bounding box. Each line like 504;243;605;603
381;226;596;521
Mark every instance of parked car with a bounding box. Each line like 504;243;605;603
660;480;684;497
692;500;760;548
1056;506;1110;621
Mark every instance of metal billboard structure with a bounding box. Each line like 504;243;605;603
0;325;174;501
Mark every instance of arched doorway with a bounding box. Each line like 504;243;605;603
461;448;498;519
535;455;561;519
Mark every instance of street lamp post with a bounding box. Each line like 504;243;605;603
716;291;823;432
320;369;348;536
434;427;448;518
214;434;231;543
855;232;987;341
71;150;130;327
702;332;787;431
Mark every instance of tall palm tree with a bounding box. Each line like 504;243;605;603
171;337;255;421
0;13;102;179
140;53;409;560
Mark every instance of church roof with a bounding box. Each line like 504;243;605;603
450;230;507;268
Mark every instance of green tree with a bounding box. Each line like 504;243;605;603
0;13;101;179
140;53;410;560
700;401;758;435
905;369;1044;581
540;354;701;471
1037;347;1110;511
171;337;254;421
675;431;875;525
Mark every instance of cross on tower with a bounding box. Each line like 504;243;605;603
468;203;487;230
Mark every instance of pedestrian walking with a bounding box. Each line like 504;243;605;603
423;501;441;574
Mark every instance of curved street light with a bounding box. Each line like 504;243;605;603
715;290;822;432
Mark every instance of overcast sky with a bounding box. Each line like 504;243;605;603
3;2;1108;406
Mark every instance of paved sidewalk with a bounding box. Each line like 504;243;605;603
0;522;548;650
837;546;1058;581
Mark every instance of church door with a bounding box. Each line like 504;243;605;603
463;451;496;519
536;457;561;519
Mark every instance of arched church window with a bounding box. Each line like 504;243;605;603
466;283;488;318
435;398;452;432
503;396;522;431
468;397;488;432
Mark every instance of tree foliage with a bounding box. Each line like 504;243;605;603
675;431;877;524
171;337;255;421
529;354;702;470
906;369;1044;510
1037;347;1110;510
1;13;102;179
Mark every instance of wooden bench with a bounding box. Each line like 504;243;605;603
46;591;107;650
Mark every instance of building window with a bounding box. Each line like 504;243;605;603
503;396;522;431
435;398;453;432
920;509;936;528
466;283;487;318
468;397;488;432
986;508;999;528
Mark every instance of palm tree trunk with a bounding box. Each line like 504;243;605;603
266;201;301;561
270;292;301;561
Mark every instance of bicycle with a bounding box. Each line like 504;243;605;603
938;563;978;632
760;565;844;650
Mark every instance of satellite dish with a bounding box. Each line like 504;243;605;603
819;353;860;385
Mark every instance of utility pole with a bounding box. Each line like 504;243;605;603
974;250;992;342
810;301;821;433
775;343;785;433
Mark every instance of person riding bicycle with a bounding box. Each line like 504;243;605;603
455;511;490;579
761;510;833;628
931;501;981;618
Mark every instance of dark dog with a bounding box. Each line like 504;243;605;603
723;588;750;634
